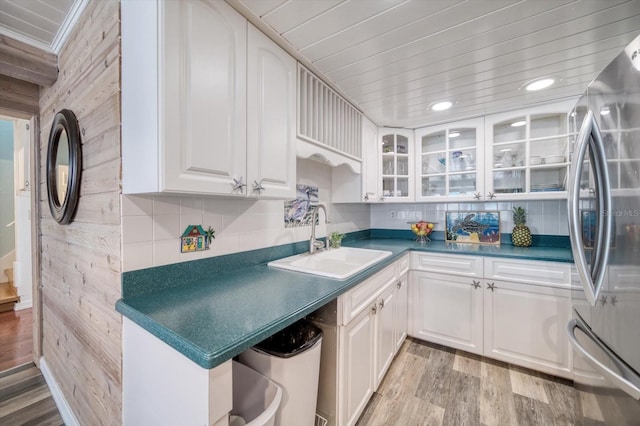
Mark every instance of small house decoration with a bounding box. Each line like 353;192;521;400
181;225;207;253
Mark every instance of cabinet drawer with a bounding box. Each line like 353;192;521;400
484;258;571;288
411;252;482;277
340;263;396;325
396;254;410;277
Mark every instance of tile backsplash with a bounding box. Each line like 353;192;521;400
122;156;573;272
121;159;370;272
370;200;569;236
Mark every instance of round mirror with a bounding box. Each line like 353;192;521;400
55;129;70;205
46;109;81;224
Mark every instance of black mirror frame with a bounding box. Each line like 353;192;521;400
46;109;82;225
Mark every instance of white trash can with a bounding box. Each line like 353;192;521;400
239;320;322;426
231;361;283;426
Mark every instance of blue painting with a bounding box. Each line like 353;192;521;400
446;211;501;245
284;185;319;228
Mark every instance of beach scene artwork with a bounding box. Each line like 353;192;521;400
446;211;501;245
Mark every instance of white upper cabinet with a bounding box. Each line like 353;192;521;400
379;128;414;202
415;118;485;202
122;0;295;198
332;116;379;203
246;24;297;199
484;100;576;201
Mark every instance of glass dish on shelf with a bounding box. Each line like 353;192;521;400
531;183;563;192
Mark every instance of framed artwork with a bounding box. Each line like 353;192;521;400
284;185;319;228
446;211;501;245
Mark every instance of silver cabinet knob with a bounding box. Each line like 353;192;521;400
487;282;496;291
487;192;496;199
371;304;378;315
473;192;481;200
472;280;481;289
397;280;402;289
252;180;265;195
232;177;247;193
379;299;385;309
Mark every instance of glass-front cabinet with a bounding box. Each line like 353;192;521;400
379;129;414;201
415;118;484;201
484;101;575;200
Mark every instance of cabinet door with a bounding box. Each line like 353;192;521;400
375;285;396;389
483;100;575;201
394;273;408;352
483;279;572;378
379;128;414;201
246;24;296;199
414;118;484;202
362;118;380;202
331;117;375;203
162;0;247;194
410;271;483;355
340;306;375;426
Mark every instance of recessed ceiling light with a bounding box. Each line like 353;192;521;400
525;78;555;91
448;131;460;138
600;106;610;115
510;120;526;127
431;101;452;111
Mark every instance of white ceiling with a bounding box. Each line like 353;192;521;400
2;0;639;129
230;0;640;128
0;0;80;53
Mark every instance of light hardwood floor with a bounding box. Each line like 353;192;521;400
357;338;604;426
0;308;33;372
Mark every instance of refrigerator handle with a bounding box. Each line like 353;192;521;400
589;118;613;294
567;110;612;306
568;317;640;400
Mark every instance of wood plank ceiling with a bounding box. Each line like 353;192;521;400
229;0;640;128
0;0;74;51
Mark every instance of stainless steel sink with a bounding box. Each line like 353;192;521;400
268;247;392;279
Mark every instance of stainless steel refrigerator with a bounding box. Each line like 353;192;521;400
567;34;640;424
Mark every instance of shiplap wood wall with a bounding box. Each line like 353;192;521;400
38;0;122;423
0;74;39;118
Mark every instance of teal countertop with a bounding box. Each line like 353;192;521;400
116;237;573;369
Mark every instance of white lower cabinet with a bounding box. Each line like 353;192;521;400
394;272;408;352
340;306;375;426
411;271;483;354
483;279;572;378
314;255;409;426
410;253;573;379
374;284;396;388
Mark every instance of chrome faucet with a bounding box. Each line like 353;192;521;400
309;204;329;254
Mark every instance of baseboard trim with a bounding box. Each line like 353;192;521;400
40;357;80;426
15;300;32;310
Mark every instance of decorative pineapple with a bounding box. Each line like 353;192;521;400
511;207;532;247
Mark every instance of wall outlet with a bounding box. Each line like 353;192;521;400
390;211;397;219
